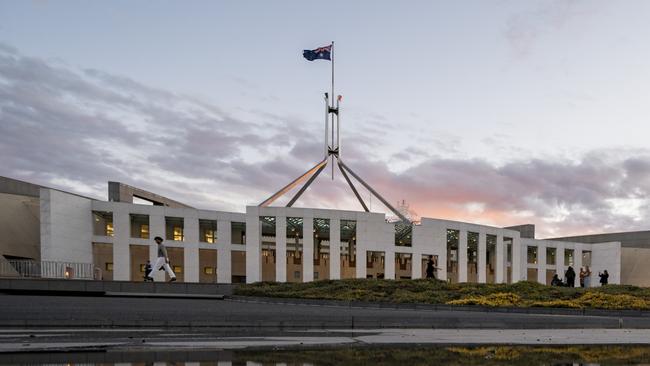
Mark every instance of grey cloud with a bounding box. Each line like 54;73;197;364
2;43;650;237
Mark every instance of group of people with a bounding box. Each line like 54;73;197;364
551;266;609;287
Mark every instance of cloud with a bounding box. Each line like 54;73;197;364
1;43;650;237
504;0;591;56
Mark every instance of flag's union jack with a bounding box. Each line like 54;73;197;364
303;45;332;61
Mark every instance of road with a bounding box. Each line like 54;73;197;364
2;293;650;329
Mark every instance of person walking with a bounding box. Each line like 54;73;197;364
585;266;591;288
147;236;176;282
579;267;586;288
599;270;609;286
425;255;437;279
565;266;576;287
143;260;153;282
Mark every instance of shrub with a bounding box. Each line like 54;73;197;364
447;292;522;307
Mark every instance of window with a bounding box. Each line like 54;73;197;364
447;229;460;283
314;271;319;280
546;247;556;266
139;264;146;273
527;246;538;265
165;217;184;242
231;222;246;244
199;219;217;243
294;270;301;279
204;267;214;275
93;211;114;237
565;249;575;266
582;250;592;267
105;262;113;271
173;265;182;273
130;214;150;239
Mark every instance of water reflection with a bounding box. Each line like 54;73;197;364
4;346;650;366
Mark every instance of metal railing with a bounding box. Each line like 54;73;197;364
0;260;95;280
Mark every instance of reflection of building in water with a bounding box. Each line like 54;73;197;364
0;175;633;286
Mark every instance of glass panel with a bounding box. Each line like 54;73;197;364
287;217;303;283
93;211;114;237
527;246;538;265
565;249;575;266
313;218;330;280
340;220;357;279
366;251;385;278
467;232;478;283
231;222;246;244
165;217;184;242
582;250;592;267
546;247;556;266
395;222;412;247
486;234;496;283
199;219;217;243
447;229;460;283
130;214;149;239
395;253;412;279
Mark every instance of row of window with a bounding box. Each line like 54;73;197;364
527;246;591;267
92;211;246;244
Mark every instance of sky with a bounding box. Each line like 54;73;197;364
1;0;650;238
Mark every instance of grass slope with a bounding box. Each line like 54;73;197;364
234;279;650;310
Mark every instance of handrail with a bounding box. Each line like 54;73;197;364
0;260;94;280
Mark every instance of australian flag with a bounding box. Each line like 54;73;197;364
303;45;332;61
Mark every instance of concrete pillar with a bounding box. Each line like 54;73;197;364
184;217;199;283
458;230;468;282
512;236;522;282
275;216;287;282
478;232;486;283
302;217;314;282
574;245;583;287
556;244;565;281
112;209;130;281
217;220;231;283
149;213;165;282
385;250;395;279
412;252;422;279
438;229;448;281
537;244;546;284
496;235;504;283
330;218;341;280
245;207;261;283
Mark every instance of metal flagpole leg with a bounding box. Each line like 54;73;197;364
336;158;369;212
259;158;328;207
286;162;328;207
331;41;335;180
338;160;410;223
324;93;329;159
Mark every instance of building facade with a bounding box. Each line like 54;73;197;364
0;176;626;286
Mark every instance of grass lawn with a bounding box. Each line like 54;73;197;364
234;279;650;310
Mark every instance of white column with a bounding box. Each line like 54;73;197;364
478;232;486;283
574;245;583;287
512;236;522;282
245;207;261;283
184;217;199;283
330;218;341;280
385;250;395;279
149;213;165;282
496;235;504;283
275;216;287;282
537;244;546;284
556;244;565;280
458;230;468;282
112;209;130;281
412;252;422;279
217;220;231;283
302;216;314;282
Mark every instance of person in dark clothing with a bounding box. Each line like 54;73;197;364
551;273;564;286
565;266;576;287
143;260;153;282
599;270;609;286
425;255;436;279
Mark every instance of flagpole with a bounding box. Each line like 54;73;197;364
331;40;335;180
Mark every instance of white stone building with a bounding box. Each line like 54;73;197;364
3;177;616;286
